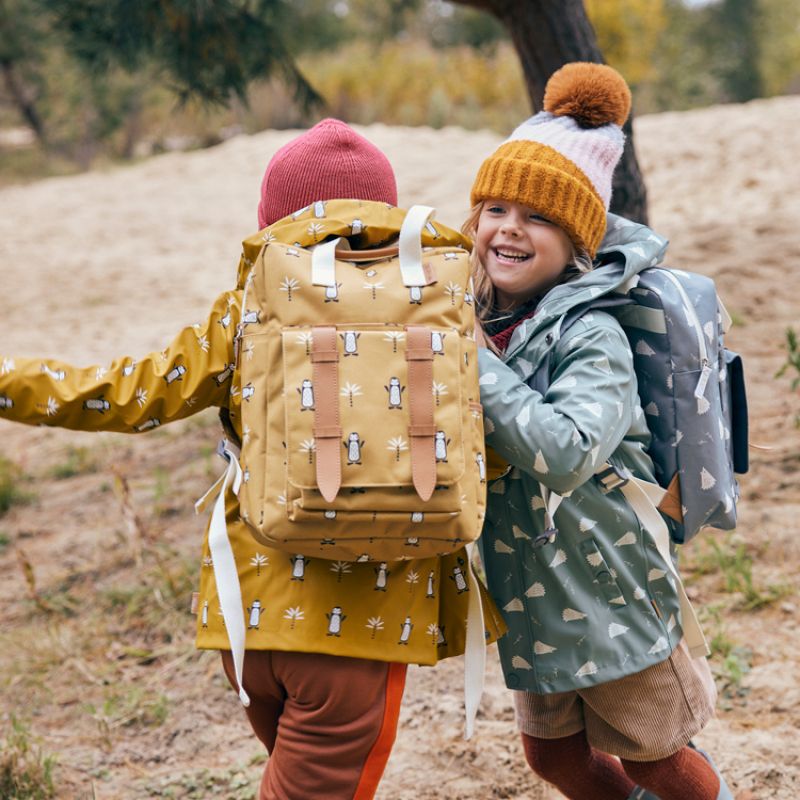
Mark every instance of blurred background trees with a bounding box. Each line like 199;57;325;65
0;0;798;181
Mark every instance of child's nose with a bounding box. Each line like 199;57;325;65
500;218;521;235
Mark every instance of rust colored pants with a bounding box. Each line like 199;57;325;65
221;650;407;800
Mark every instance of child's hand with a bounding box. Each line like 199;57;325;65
473;323;488;348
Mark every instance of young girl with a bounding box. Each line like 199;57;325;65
469;63;734;800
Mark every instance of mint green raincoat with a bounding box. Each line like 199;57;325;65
478;215;687;693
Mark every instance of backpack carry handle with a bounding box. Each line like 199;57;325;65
399;205;438;287
310;206;438;288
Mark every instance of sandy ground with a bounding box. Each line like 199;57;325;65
1;96;799;799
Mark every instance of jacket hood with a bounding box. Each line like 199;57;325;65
503;213;668;356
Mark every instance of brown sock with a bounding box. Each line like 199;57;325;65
521;731;635;800
621;746;721;800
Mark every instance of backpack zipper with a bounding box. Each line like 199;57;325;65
661;269;712;399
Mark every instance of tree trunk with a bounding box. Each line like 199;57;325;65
0;58;47;147
452;0;648;224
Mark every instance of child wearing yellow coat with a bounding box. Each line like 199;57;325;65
0;119;504;800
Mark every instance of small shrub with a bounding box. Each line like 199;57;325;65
0;458;34;516
699;535;788;610
0;716;57;800
776;327;800;426
49;445;99;479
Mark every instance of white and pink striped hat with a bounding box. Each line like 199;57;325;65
470;62;632;257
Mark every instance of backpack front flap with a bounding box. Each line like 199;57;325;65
236;204;487;561
617;267;747;542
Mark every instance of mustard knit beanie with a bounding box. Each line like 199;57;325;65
470;62;632;257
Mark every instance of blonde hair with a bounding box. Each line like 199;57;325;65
461;202;594;336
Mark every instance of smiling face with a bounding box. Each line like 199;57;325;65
475;200;573;309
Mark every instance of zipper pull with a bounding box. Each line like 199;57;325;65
694;361;712;399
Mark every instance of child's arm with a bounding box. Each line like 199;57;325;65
0;291;240;433
477;314;638;494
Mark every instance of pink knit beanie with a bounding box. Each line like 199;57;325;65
257;118;398;228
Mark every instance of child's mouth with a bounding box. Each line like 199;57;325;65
494;247;531;263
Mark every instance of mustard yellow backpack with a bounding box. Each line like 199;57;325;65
234;201;487;561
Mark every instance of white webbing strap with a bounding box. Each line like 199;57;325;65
399;205;436;287
540;484;563;532
617;475;709;659
195;443;250;706
463;541;486;740
310;237;347;287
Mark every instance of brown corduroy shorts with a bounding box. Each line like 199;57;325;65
512;643;716;761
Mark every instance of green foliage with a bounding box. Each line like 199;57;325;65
701;604;752;702
87;687;169;731
0;0;321;164
49;445;99;480
713;0;763;102
300;39;527;131
0;717;57;800
2;0;800;175
759;0;800;95
143;766;258;799
776;327;800;389
697;534;789;610
53;0;320;108
0;457;34;516
585;0;668;84
776;327;800;426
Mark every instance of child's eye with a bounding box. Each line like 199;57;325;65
529;213;550;224
486;205;506;214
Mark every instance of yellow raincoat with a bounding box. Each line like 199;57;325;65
0;200;504;664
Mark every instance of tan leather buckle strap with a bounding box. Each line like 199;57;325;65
310;348;338;363
405;325;436;502
657;472;684;523
311;326;342;503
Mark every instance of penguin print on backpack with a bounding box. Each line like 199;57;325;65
341;330;360;356
398;616;414;645
326;606;346;637
430;331;445;355
247;600;263;629
164;362;186;385
133;417;160;432
426;570;436;598
241;309;261;327
290;555;309;581
385;377;404;410
450;559;469;594
434;431;450;463
476;451;486;483
374;562;390;592
83;396;110;414
324;282;341;303
214;363;234;386
344;432;364;465
298;379;314;411
409;285;423;305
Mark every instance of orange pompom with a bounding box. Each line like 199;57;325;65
543;62;631;128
